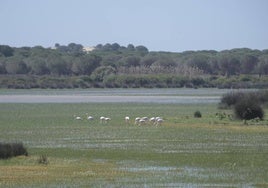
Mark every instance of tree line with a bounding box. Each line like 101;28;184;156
0;43;268;88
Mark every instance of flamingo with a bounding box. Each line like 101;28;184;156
74;115;82;120
125;116;130;124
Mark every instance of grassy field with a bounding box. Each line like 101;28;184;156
0;103;267;187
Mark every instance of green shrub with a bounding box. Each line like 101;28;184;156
194;110;202;118
219;92;245;108
191;78;205;87
0;142;28;159
234;99;264;121
220;90;268;108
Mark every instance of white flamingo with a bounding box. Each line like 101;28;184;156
125;116;130;124
87;116;94;120
100;116;105;123
149;117;156;124
104;117;111;123
141;117;149;122
74;115;82;120
155;118;164;126
138;119;146;126
135;117;141;125
86;113;94;121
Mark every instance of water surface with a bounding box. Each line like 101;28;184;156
0;88;248;104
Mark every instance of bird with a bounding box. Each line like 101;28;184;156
100;116;106;123
74;115;82;120
125;116;130;124
135;117;141;125
86;113;94;120
87;116;94;121
155;118;164;126
104;117;111;123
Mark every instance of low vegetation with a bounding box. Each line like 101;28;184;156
220;90;267;122
37;155;49;165
0;101;267;187
0;142;28;159
234;99;264;121
194;110;202;118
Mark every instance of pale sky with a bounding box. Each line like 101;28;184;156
1;0;267;52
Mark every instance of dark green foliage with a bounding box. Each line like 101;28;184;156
257;55;268;76
194;110;202;118
0;61;7;74
5;59;29;74
220;92;245;108
234;99;264;120
1;43;268;88
91;66;116;82
55;43;83;55
218;53;241;77
0;142;28;159
220;90;268;108
0;45;14;57
186;53;212;73
135;45;149;56
219;90;267;121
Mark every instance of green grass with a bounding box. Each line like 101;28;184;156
0;103;268;187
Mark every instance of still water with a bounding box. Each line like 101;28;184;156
0;88;248;104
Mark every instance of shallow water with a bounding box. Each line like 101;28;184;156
0;88;245;104
117;161;251;188
0;94;220;104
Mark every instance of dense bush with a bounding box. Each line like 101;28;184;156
219;90;267;122
220;90;268;108
194;111;202;118
234;99;264;120
219;92;246;108
0;75;268;89
0;142;28;159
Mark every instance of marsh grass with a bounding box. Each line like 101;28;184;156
37;155;49;165
0;103;267;187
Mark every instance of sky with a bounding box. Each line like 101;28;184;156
0;0;268;52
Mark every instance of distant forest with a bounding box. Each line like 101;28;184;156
0;43;268;89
